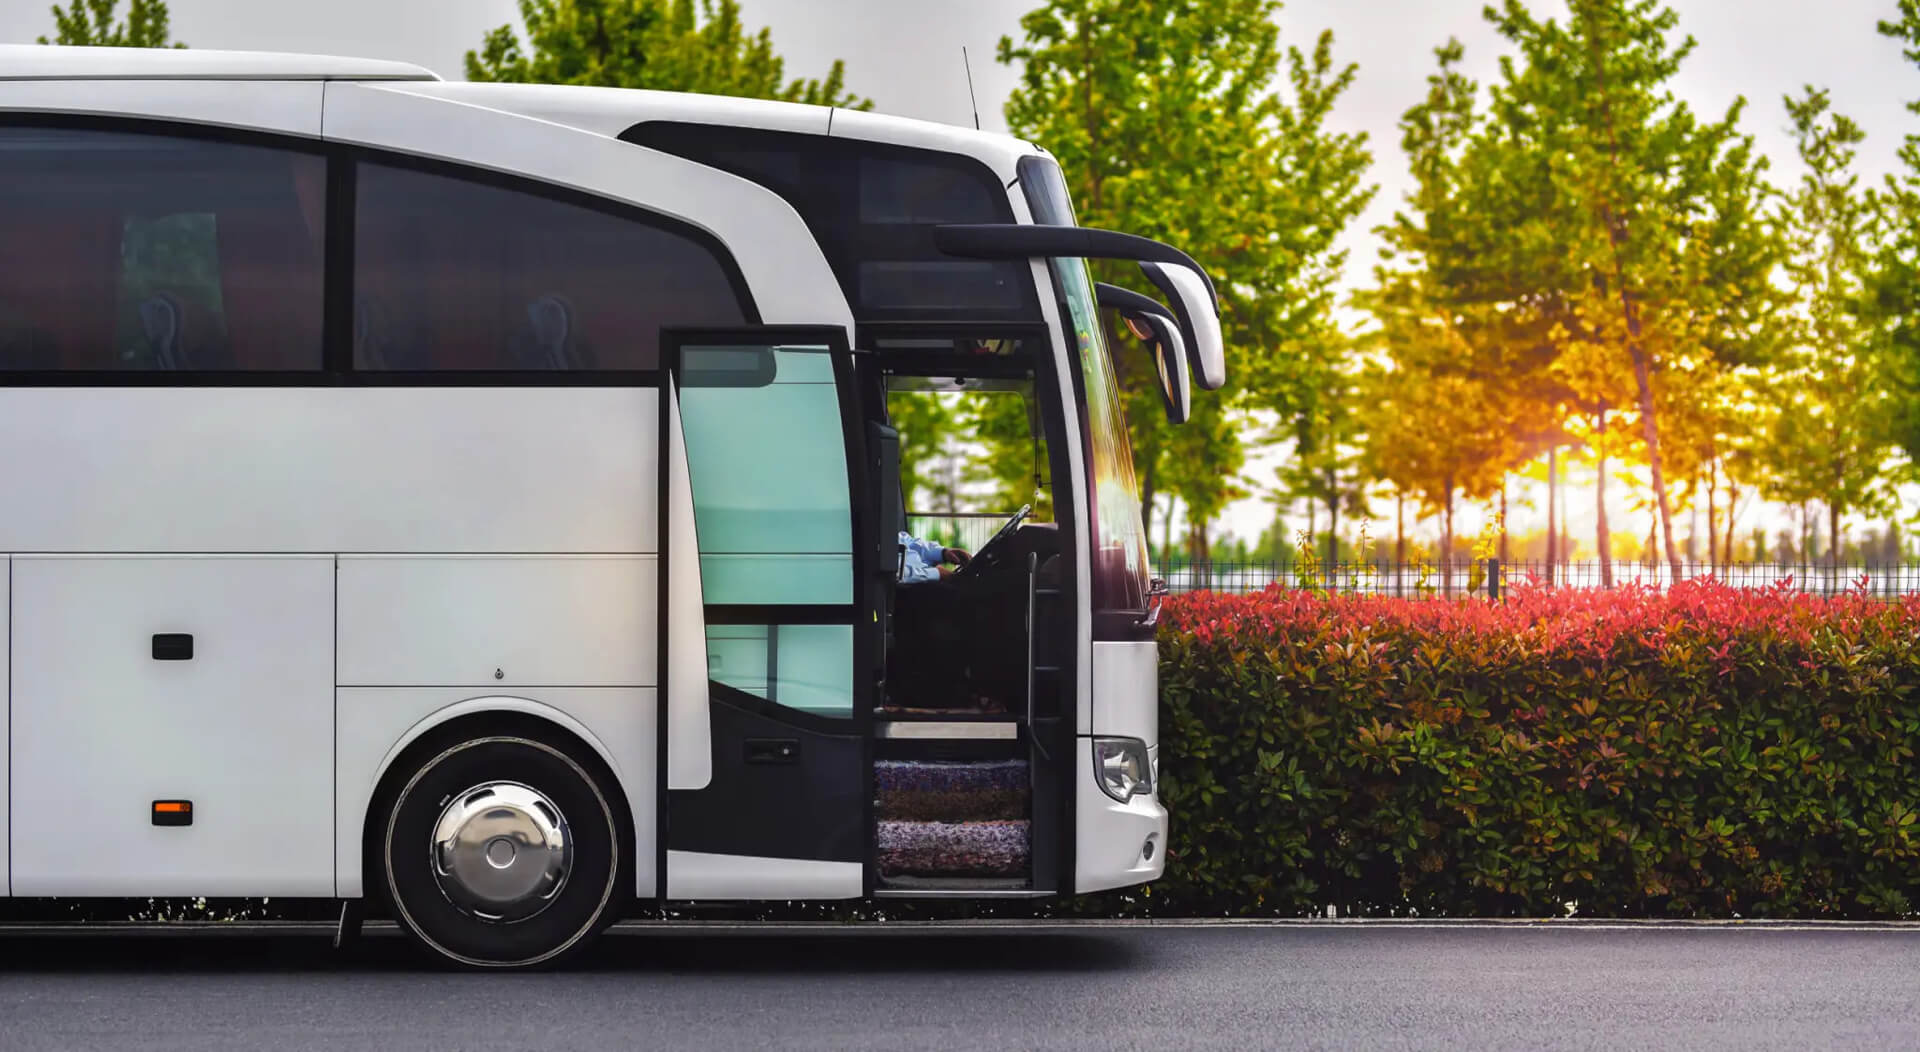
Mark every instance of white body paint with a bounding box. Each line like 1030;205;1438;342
0;44;1171;905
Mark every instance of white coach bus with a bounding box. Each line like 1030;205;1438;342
0;45;1226;967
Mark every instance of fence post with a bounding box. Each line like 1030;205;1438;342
1487;557;1502;601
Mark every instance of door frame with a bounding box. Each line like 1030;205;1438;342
856;321;1081;894
656;325;871;902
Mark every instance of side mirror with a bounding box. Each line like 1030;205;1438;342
1123;310;1191;425
1139;261;1225;391
1094;281;1192;425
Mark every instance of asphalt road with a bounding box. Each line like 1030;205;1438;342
1;922;1917;1050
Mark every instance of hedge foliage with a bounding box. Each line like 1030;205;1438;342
1150;580;1920;918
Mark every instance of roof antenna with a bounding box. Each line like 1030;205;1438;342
962;46;981;130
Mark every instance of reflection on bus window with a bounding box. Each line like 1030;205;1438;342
706;623;853;717
353;162;744;371
680;345;853;606
0;127;324;371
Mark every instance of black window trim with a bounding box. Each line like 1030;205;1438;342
620;120;1044;326
0;112;766;387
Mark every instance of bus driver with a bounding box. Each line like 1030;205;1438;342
896;532;970;583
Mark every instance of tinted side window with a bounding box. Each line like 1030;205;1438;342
353;163;745;371
0;127;325;371
622;123;1034;321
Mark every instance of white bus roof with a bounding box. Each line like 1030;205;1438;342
0;44;439;82
0;45;1041;178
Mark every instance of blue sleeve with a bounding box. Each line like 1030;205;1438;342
896;531;945;584
898;555;942;584
901;532;946;563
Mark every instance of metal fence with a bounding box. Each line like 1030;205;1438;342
906;512;1027;552
903;512;1920;599
1156;559;1920;599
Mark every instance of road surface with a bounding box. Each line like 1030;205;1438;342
1;921;1916;1050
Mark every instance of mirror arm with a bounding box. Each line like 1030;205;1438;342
1093;281;1174;319
933;224;1218;310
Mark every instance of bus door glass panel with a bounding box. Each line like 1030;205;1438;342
668;340;864;865
681;345;852;620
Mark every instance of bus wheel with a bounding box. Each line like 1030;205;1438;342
382;735;623;969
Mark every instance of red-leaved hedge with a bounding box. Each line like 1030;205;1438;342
1150;580;1920;918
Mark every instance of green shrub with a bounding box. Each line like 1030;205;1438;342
1148;579;1920;918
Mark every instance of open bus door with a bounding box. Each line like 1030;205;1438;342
659;328;872;899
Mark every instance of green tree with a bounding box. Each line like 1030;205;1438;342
1358;351;1507;589
1366;39;1546;584
1752;87;1900;565
997;0;1374;552
1274;329;1372;569
885;390;963;512
467;0;869;107
38;0;182;47
963;391;1058;521
1478;0;1775;582
1874;3;1920;464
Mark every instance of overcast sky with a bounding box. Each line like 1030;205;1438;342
10;0;1915;290
6;0;1916;549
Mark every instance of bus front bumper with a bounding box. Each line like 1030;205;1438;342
1074;741;1168;894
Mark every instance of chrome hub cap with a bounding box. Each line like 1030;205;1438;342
431;782;571;923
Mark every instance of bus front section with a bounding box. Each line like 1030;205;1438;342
632;119;1224;901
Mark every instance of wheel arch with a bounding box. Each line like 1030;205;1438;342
355;698;638;911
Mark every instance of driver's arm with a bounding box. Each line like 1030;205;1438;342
901;533;946;565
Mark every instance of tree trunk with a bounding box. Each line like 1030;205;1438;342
1800;501;1812;564
1706;461;1720;572
1162;496;1176;564
1686;478;1699;563
1442;474;1456;597
1499;480;1510;567
1187;508;1210;590
1546;447;1559;588
1629;346;1685;580
1585;13;1685;582
1395;494;1407;596
1596;412;1614;587
1829;501;1842;569
1325;466;1340;575
1395;494;1407;565
1723;484;1737;565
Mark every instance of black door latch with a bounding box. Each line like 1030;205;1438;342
744;738;800;764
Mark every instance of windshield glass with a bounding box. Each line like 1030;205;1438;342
1018;156;1151;615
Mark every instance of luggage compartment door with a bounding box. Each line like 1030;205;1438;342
10;556;335;896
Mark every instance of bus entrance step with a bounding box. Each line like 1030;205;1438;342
873;875;1044;898
876;720;1018;740
876;759;1027;822
876;819;1029;881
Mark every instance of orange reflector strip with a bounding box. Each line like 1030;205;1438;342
154;801;190;813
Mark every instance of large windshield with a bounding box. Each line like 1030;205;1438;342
1019;157;1151;616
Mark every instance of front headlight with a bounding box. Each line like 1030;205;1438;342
1094;737;1153;802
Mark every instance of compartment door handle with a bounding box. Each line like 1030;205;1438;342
745;738;800;764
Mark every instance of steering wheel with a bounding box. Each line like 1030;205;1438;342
957;504;1031;577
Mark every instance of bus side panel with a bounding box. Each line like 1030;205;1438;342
10;556;335;896
334;688;657;899
0;388;657;555
336;557;655;689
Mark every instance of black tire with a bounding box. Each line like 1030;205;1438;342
383;735;624;969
